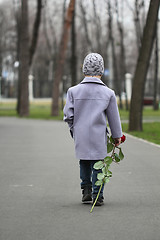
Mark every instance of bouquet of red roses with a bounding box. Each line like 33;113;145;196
90;135;126;213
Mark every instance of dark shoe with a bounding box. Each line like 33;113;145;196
82;186;92;202
93;197;104;206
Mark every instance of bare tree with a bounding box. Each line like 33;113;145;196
42;2;58;59
51;0;76;116
107;0;120;99
1;0;155;106
93;0;102;53
63;0;67;24
18;0;29;116
124;0;145;51
13;0;20;62
129;0;160;131
42;7;52;58
153;25;159;110
17;0;43;116
71;1;77;86
134;0;142;50
79;0;93;52
0;10;5;78
13;0;23;112
115;0;128;109
29;0;43;66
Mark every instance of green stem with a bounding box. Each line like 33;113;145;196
90;183;103;213
111;144;116;158
90;144;118;213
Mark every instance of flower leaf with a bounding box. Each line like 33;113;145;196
97;172;105;180
110;136;115;144
119;148;124;160
107;170;112;177
107;142;114;153
104;177;110;184
102;166;108;174
104;156;113;165
102;167;105;174
93;161;104;170
114;153;121;162
95;180;103;186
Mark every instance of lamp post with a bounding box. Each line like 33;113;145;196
158;8;160;105
14;61;19;98
28;74;34;102
0;76;1;99
125;73;132;103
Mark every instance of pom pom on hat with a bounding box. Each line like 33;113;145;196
83;53;104;76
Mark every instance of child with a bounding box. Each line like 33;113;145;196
63;53;122;206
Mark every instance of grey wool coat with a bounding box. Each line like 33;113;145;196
63;77;122;160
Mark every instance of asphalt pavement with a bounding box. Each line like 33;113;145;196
0;117;160;240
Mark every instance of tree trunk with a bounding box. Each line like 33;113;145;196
63;0;67;24
119;26;128;110
80;1;93;52
153;25;159;110
134;0;142;51
71;4;77;86
42;6;52;58
129;0;160;131
18;0;30;117
115;0;128;110
107;0;120;99
13;1;21;113
0;11;4;93
17;0;42;116
51;0;76;116
29;0;43;67
93;0;101;53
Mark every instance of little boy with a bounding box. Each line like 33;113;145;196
63;53;122;206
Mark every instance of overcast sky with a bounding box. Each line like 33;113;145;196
0;0;158;21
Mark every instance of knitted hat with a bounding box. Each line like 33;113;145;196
82;53;104;76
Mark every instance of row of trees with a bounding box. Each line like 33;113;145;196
129;0;160;131
0;0;160;131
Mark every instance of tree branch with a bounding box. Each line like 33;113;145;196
29;0;43;66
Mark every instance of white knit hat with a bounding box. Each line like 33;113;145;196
83;53;104;76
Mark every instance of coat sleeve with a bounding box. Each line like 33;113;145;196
63;89;74;137
106;92;122;138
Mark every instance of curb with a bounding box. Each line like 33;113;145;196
124;132;160;148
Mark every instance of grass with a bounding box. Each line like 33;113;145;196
0;101;160;145
119;109;129;120
1;102;159;119
120;106;160;145
0;101;63;120
119;107;160;120
122;122;160;145
29;104;63;120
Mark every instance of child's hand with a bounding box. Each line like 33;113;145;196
113;135;126;147
114;138;121;147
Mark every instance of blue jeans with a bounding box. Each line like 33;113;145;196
79;160;104;199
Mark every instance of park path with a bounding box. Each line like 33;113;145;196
0;117;160;240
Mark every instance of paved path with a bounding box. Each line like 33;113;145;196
0;117;160;240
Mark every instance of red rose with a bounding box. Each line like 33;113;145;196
121;135;126;143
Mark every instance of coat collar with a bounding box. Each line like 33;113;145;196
80;77;106;86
